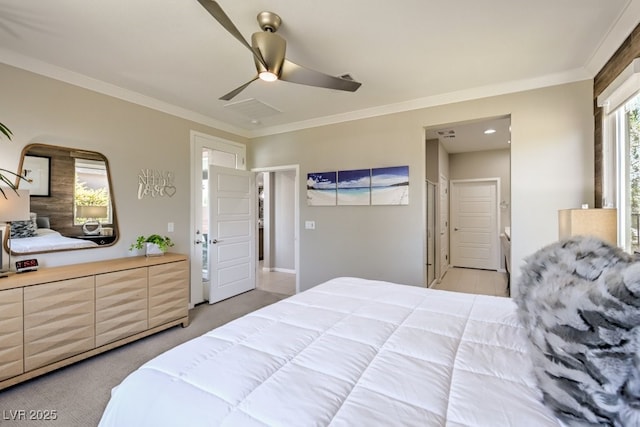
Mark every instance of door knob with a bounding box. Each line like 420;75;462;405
210;239;223;244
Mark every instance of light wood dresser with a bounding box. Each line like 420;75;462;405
0;253;189;390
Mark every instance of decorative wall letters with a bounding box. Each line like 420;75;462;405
138;169;176;199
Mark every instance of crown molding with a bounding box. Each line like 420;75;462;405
3;9;633;143
0;48;252;138
248;68;591;138
584;0;640;77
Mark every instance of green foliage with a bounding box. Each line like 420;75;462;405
0;122;30;199
0;170;22;199
130;234;174;251
629;101;640;214
75;179;109;207
0;122;12;140
627;98;640;252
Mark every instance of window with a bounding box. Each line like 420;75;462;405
600;58;640;253
74;158;112;225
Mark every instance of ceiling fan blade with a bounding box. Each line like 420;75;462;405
280;59;361;92
219;76;258;101
196;0;268;69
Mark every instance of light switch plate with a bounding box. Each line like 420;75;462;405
305;221;316;230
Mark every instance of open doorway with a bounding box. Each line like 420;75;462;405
254;166;300;296
425;116;511;295
189;131;251;306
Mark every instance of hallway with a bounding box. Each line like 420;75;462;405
431;267;509;297
257;262;296;296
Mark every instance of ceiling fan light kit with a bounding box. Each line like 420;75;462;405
196;0;361;100
259;72;278;82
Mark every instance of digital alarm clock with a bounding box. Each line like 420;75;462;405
15;258;39;273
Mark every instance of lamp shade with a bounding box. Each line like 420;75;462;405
0;189;31;222
77;205;108;219
558;208;617;245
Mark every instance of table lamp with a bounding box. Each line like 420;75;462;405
558;208;617;245
76;205;108;235
0;189;31;277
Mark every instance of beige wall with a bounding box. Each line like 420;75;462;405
425;139;439;183
0;62;594;298
273;170;296;271
250;80;594;295
0;63;247;267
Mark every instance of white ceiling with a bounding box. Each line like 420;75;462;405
426;116;511;154
0;0;639;143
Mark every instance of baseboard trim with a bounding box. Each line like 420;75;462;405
262;267;296;274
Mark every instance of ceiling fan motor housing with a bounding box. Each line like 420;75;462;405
251;31;286;77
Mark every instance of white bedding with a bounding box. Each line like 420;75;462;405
9;229;98;253
99;277;562;427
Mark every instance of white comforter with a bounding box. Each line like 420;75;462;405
99;277;561;426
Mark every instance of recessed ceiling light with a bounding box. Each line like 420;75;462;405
484;128;496;134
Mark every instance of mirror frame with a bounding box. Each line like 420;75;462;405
3;143;119;255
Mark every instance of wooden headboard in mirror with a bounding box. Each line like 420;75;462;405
3;143;118;255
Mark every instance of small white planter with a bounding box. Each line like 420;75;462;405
145;242;165;257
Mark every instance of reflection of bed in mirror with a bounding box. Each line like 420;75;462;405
10;228;98;253
8;215;98;254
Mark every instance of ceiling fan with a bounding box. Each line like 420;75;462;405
196;0;362;101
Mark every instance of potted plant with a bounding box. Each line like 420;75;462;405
130;234;174;257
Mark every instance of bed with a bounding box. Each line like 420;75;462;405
9;228;98;253
99;276;563;426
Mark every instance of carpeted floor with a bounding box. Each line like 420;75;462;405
0;289;288;427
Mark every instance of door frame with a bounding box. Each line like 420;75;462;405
425;179;437;287
439;175;449;279
251;165;300;294
189;130;246;307
450;177;500;270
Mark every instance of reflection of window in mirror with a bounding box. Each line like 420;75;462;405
74;158;112;226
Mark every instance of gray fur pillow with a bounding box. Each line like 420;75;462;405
515;236;640;426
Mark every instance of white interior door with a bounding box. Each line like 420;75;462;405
207;166;256;304
190;131;246;307
450;179;499;270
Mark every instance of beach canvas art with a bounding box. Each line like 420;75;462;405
338;169;371;205
371;166;409;205
307;171;337;206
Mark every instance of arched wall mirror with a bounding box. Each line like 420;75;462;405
3;143;118;255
